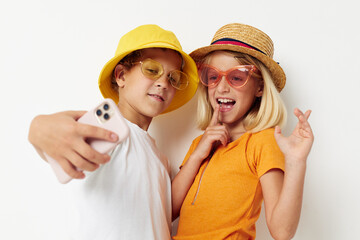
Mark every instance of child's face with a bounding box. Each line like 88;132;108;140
116;48;181;120
206;51;263;127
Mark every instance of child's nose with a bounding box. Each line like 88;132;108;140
216;75;230;92
155;75;171;89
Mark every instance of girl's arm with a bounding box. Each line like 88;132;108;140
261;108;314;240
171;106;229;220
171;151;206;220
28;111;118;179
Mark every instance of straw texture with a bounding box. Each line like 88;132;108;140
190;23;285;92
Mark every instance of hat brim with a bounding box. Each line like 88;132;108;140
99;43;199;114
190;44;285;92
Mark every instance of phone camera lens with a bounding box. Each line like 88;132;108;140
104;113;110;120
96;109;102;116
103;104;109;111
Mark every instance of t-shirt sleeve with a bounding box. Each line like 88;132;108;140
179;135;203;169
247;128;285;178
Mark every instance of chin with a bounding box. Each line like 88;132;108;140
146;109;165;117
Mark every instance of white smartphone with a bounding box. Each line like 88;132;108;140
45;99;130;184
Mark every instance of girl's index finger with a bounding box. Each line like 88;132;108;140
209;105;220;127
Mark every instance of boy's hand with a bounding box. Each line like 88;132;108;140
274;108;314;163
28;110;119;179
193;105;230;161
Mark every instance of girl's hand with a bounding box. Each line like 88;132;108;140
274;108;314;162
28;111;119;179
192;105;230;161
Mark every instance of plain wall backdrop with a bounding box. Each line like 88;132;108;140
1;0;359;239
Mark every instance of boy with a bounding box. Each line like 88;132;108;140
28;24;198;240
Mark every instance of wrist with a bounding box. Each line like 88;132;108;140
184;153;205;170
285;157;307;174
190;150;208;164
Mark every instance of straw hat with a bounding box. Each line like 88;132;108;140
98;24;199;114
190;23;285;92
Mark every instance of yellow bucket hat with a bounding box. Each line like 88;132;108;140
98;24;199;114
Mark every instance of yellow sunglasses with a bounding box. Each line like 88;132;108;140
135;58;189;90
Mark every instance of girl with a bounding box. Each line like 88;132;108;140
172;23;314;240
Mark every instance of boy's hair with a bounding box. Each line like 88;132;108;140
110;50;142;93
196;51;287;132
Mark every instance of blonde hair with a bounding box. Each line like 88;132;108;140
197;51;287;132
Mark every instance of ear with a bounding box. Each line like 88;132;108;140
114;64;126;88
255;79;264;97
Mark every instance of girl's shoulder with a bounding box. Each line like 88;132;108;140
251;127;275;137
247;128;276;145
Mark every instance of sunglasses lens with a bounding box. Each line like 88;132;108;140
169;71;188;90
139;59;188;90
141;59;163;79
200;65;255;88
200;67;219;86
228;68;250;87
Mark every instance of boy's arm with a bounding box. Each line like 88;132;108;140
260;108;314;240
28;110;119;179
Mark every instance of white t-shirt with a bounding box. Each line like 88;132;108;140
68;119;172;240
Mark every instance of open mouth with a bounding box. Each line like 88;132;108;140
217;98;235;110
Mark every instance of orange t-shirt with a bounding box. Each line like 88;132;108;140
173;128;285;240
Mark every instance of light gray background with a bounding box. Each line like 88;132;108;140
1;0;359;239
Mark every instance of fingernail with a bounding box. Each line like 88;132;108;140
111;133;118;141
